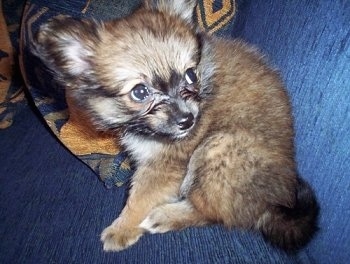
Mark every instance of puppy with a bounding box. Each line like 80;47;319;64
36;0;319;252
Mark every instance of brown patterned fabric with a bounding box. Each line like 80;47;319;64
0;2;25;129
197;0;236;34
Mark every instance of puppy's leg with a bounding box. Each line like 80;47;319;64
140;199;208;233
140;134;235;233
101;166;181;251
140;132;296;233
139;144;212;233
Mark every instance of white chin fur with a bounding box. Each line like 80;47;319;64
172;130;190;140
122;134;164;164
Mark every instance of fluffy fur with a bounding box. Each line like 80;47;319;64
35;0;319;252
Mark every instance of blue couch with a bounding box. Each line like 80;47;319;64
1;0;349;263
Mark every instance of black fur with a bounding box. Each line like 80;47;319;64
260;177;319;251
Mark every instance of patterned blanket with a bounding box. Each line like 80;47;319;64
3;0;236;188
0;0;26;129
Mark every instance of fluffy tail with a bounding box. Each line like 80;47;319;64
257;177;319;251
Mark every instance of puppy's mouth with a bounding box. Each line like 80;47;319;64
171;122;196;140
173;130;191;140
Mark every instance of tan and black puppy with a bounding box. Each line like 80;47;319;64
36;0;318;252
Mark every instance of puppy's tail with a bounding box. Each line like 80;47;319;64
257;177;319;251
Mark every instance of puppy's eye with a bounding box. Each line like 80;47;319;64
130;84;150;102
185;68;197;85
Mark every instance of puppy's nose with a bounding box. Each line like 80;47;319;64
177;113;194;130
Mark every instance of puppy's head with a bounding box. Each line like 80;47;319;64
36;0;211;141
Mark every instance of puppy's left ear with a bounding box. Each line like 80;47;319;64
143;0;197;24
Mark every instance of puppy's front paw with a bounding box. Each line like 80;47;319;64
139;206;174;234
101;225;143;252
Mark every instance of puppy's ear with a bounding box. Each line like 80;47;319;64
143;0;197;24
35;16;102;81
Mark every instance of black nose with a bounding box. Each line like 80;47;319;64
177;113;194;130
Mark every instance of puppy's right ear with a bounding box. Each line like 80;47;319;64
144;0;197;25
35;17;102;82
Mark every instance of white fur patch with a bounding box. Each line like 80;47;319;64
139;216;161;234
170;0;196;23
88;97;126;125
60;36;93;75
122;134;164;164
